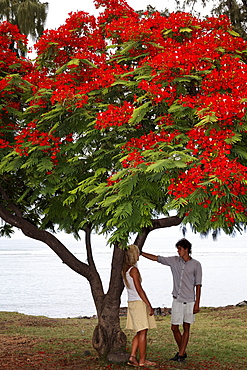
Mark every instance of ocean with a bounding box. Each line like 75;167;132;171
0;227;246;318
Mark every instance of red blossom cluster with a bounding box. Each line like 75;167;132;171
138;80;177;105
95;101;134;129
106;173;122;187
122;150;145;168
14;121;61;162
186;127;233;156
210;199;246;226
35;11;104;67
168;125;247;205
121;129;181;168
0;22;28;72
0;23;32;151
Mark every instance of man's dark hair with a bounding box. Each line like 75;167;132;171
175;238;192;254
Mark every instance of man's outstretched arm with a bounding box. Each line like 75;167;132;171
141;251;158;261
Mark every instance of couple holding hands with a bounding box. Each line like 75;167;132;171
122;238;202;367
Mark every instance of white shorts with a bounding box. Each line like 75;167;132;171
171;299;195;325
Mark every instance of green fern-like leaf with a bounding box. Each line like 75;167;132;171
118;175;139;196
36;157;53;172
113;202;133;219
129;102;150;125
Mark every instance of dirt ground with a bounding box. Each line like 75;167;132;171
0;335;99;370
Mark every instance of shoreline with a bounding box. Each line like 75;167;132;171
74;301;247;319
1;301;246;320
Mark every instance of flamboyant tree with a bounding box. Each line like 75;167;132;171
1;0;247;359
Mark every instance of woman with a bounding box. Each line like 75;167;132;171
122;244;156;367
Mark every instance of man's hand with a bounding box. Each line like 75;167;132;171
193;302;200;314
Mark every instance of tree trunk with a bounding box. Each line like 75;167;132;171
91;244;127;359
92;298;127;358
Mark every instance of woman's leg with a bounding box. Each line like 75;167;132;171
127;333;139;366
130;333;139;358
138;329;148;365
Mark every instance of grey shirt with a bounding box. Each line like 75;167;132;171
158;255;202;303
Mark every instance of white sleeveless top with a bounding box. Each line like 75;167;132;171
125;266;142;302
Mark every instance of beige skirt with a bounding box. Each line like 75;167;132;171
126;300;157;332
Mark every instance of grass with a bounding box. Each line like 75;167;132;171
0;305;246;369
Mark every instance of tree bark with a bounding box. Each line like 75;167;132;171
92;297;127;358
92;243;127;357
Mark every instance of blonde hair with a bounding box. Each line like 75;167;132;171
122;244;141;288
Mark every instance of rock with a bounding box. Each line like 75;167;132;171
107;351;129;363
119;307;127;317
236;300;247;306
68;308;171;320
119;306;171;317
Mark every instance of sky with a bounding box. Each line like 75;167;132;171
42;0;212;30
43;0;174;29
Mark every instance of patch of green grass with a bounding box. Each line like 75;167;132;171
132;306;247;369
0;306;246;369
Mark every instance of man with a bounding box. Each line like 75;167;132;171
141;238;202;363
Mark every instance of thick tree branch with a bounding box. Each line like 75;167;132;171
0;203;91;278
85;223;96;267
107;242;124;297
85;223;105;314
151;215;184;229
135;215;184;248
